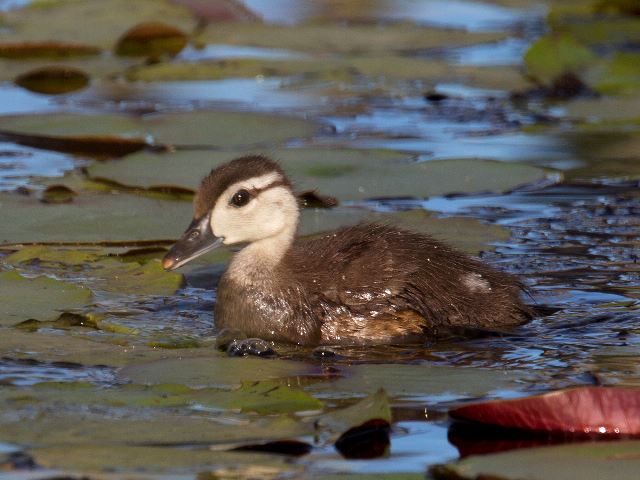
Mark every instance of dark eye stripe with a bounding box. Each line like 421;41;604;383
229;180;289;208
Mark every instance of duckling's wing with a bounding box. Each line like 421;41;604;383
291;223;530;334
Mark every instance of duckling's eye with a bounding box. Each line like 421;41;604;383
230;189;251;207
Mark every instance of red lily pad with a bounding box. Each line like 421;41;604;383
449;386;640;436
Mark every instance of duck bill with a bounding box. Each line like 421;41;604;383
162;213;223;271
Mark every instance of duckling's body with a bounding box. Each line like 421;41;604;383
163;155;531;346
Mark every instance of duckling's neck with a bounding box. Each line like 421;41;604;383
226;226;296;286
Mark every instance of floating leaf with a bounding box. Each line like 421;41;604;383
115;21;188;57
305;363;524;401
28;445;298;475
199;22;506;54
449;386;640;435
0;271;92;326
14;66;89;94
0;129;152;158
4;0;196;49
431;440;640;480
94;259;184;296
524;35;595;86
40;185;76;204
3;245;99;265
86;148;550;201
119;356;316;388
594;0;640;16
0;190;192;245
0;41;100;59
206;380;323;414
596;53;640;95
317;389;391;433
0;111;320;149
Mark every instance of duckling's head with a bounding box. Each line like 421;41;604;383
162;155;299;270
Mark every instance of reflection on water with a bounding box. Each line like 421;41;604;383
0;84;59;115
178;44;309;62
0;357;115;386
0;143;77;191
68;78;322;114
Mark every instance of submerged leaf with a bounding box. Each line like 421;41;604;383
449;386;640;435
14;65;89;94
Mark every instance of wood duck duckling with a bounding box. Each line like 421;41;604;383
163;155;531;346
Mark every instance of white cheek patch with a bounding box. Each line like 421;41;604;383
209;172;290;243
462;273;492;293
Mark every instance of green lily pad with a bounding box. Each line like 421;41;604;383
127;55;530;92
564;95;640;122
373;210;510;254
596;53;640;95
316;389;391;432
0;111;320;148
432;440;640;480
0;328;217;367
28;445;299;475
93;259;184;296
524;34;595;86
3;245;100;265
0;271;92;326
3;0;196;49
119;356;317;388
1;379;321;414
304;363;524;401
0;190;192;245
198;22;506;54
86;149;549;200
0;41;101;59
208;380;323;414
0;412;311;447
